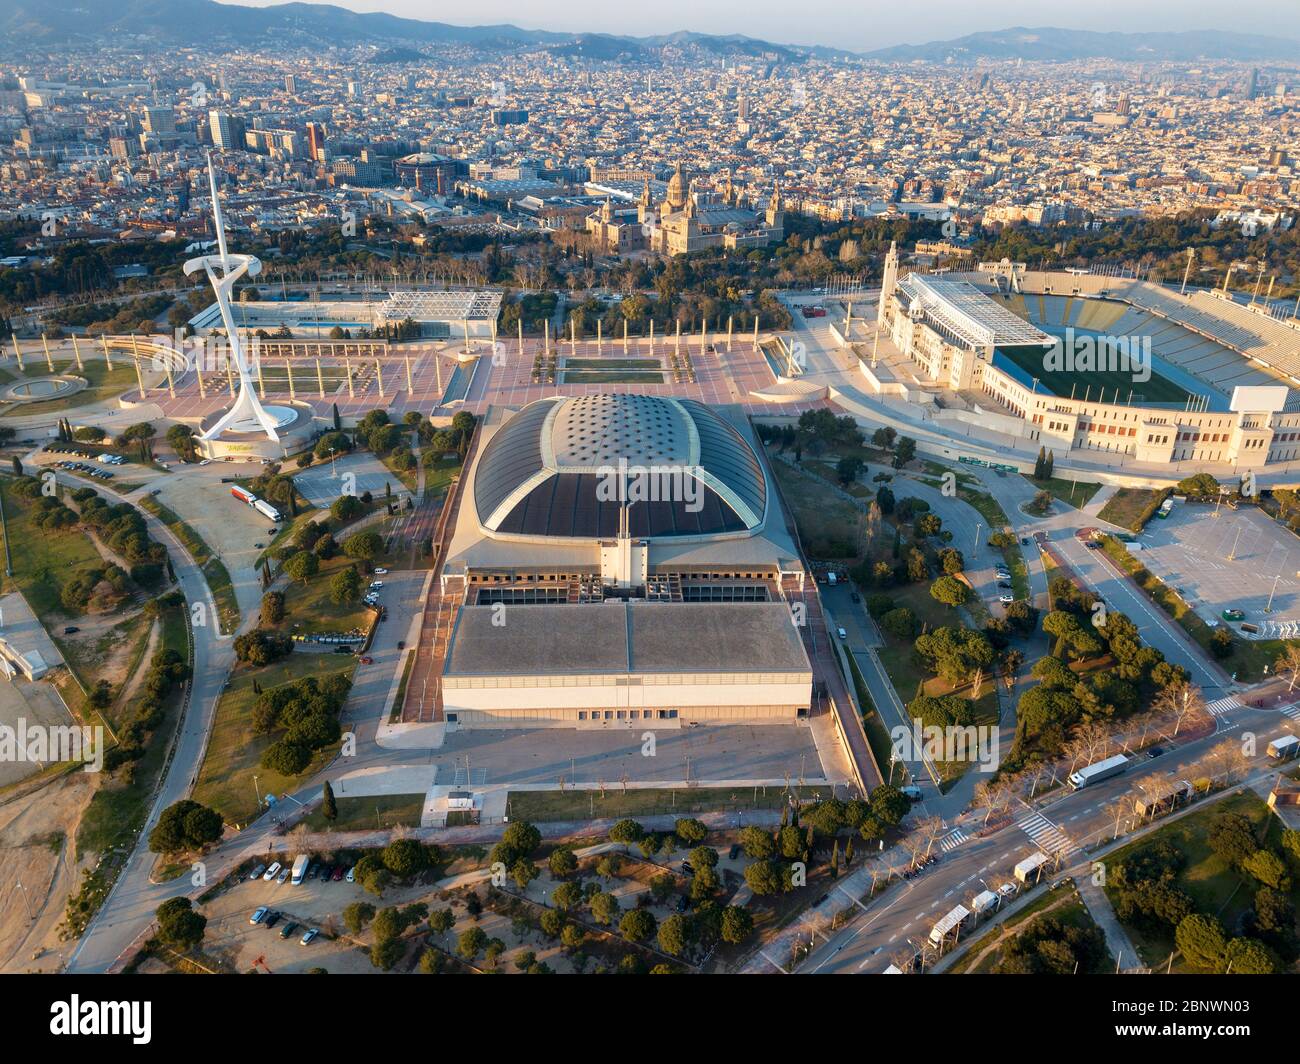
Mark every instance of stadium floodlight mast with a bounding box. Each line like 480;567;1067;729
185;152;282;442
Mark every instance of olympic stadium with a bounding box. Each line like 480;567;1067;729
870;250;1300;471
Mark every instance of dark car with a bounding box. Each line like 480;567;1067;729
997;581;1012;589
279;921;299;940
675;895;689;913
1146;746;1164;760
263;910;281;928
397;640;405;650
1020;536;1030;545
331;866;345;881
318;865;334;881
681;860;694;875
850;592;861;603
728;844;741;860
63;626;80;635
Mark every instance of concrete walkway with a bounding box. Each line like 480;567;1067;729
1075;867;1146;973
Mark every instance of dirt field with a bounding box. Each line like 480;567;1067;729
0;771;97;972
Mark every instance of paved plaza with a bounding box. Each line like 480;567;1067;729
1138;501;1300;636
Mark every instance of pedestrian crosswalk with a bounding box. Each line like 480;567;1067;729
1017;811;1074;856
1206;695;1243;717
1282;703;1300;723
938;828;969;853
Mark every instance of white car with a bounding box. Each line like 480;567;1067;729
345;865;356;883
994;570;1011;580
199;459;211;466
262;861;281;882
369;581;384;590
999;594;1015;605
374;567;388;575
997;883;1017;898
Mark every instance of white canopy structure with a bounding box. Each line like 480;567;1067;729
185;154;284;442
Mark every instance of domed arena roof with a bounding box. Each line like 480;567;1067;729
473;394;767;540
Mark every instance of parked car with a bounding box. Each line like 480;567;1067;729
997;883;1017;898
279;921;299;940
396;640;405;650
728;844;741;860
262;862;281;882
318;865;334;881
1146;746;1164;760
263;910;281;928
836;627;848;640
344;865;356;883
307;862;319;880
248;864;266;881
997;581;1012;589
300;927;319;946
249;907;269;925
681;860;695;875
675;895;689;913
374;567;388;575
63;626;80;635
331;866;345;882
276;866;290;884
359;655;373;665
369;581;384;590
999;594;1014;604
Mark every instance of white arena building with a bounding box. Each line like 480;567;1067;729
436;393;813;727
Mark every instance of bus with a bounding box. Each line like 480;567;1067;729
1068;753;1129;790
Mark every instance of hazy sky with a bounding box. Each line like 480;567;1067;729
226;0;1296;52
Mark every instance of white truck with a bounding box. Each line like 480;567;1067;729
1267;734;1300;761
290;853;310;886
1068;753;1129;790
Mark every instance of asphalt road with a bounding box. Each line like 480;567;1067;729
803;697;1295;974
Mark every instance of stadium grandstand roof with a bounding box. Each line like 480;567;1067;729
898;274;1054;349
377;288;502;323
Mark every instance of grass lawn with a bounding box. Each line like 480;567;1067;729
995;341;1193;406
1097;487;1171;532
505;785;826;823
563;357;661;370
301;793;425;831
1023;474;1101;509
769;456;862;559
845;650;901;779
0;478;109;620
192;654;355;827
0;359;141;415
560;369;665;384
1102;791;1294;971
138;496;240;634
76;603;189;860
278;554;374;638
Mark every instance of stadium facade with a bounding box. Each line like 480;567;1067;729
875;247;1300;472
437;393;812;728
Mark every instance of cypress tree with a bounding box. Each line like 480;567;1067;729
322;780;338;822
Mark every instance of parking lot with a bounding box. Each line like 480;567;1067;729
1136;501;1300;636
294;453;411;509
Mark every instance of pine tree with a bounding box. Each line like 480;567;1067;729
322;780;338;822
1044;450;1054;479
1034;446;1045;480
11;456;21;477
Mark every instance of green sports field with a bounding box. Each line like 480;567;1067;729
994;342;1194;405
